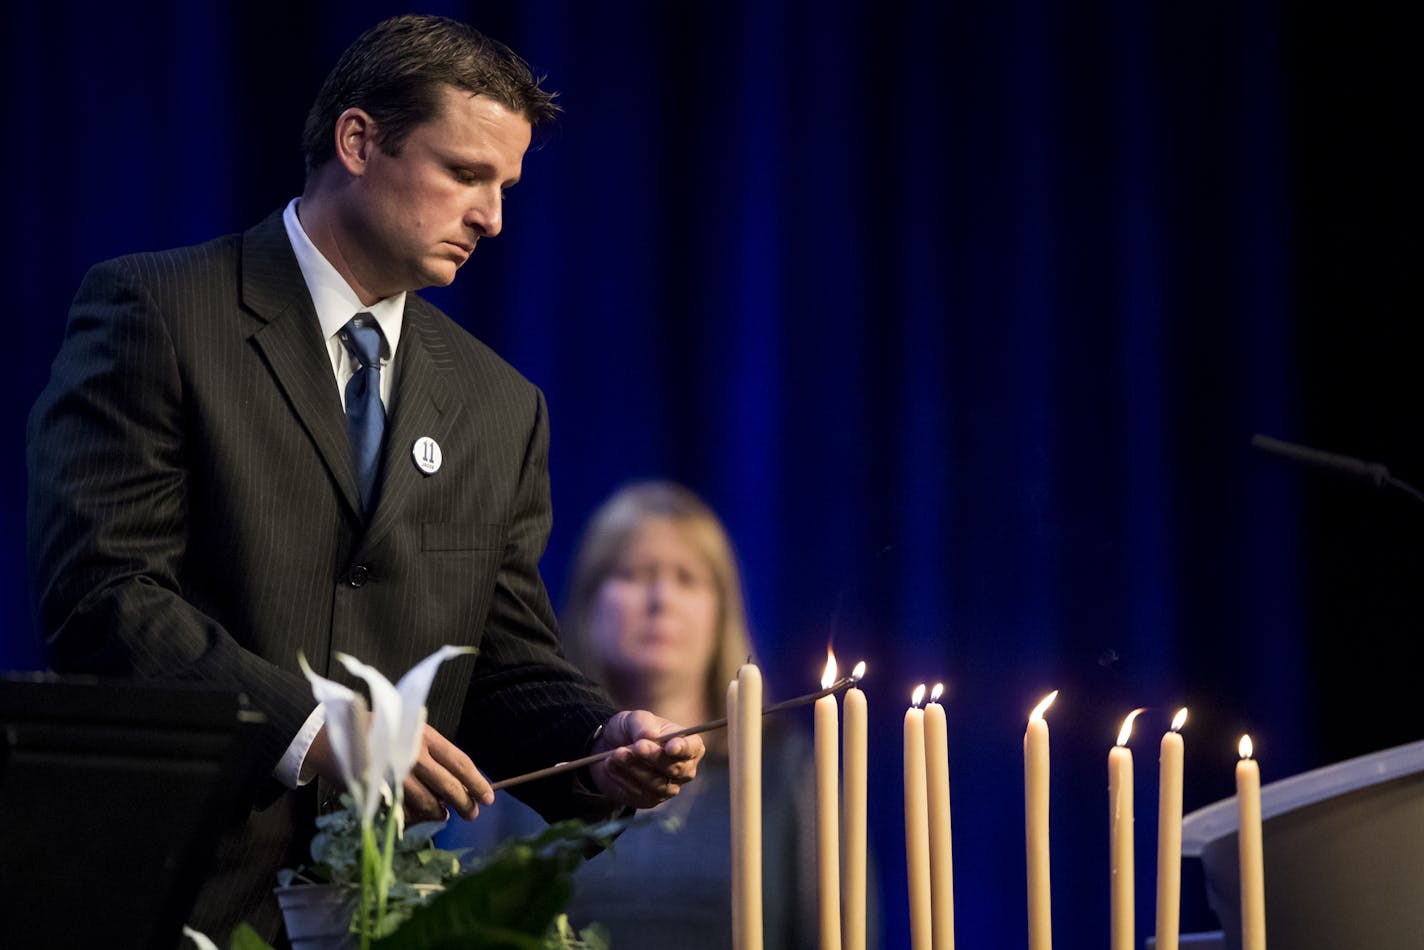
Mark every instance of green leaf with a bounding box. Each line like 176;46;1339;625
372;818;629;950
280;800;631;947
227;923;277;950
373;851;572;949
400;820;445;847
543;915;610;950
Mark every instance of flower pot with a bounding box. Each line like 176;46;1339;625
273;884;358;950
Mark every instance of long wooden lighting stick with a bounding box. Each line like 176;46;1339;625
490;670;864;792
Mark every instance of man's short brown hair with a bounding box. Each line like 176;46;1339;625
301;14;560;177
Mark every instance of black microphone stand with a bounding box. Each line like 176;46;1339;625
1251;434;1424;506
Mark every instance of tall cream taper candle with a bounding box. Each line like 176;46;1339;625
1109;709;1144;950
731;665;763;950
905;685;932;950
924;684;954;950
1236;735;1266;950
1154;708;1187;950
842;667;869;950
815;652;842;950
1025;690;1058;950
728;678;742;947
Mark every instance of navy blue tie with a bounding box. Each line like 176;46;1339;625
341;315;385;512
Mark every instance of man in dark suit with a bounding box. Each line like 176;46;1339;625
27;14;703;940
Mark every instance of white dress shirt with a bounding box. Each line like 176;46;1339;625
272;197;408;788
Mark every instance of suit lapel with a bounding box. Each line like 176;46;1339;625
240;212;364;521
362;299;460;552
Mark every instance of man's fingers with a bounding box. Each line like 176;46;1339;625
402;774;445;823
591;710;708;809
594;759;664;809
607;748;666;787
411;757;476;820
623;738;701;784
425;726;494;806
597;746;695;806
403;724;493;820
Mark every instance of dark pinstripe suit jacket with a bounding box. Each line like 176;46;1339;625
27;211;617;937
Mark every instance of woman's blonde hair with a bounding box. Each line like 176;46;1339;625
561;480;753;723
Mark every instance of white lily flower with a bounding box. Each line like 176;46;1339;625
181;926;219;950
294;645;477;946
298;651;378;821
337;645;476;816
300;645;475;828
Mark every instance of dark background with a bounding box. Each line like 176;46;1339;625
3;1;1419;947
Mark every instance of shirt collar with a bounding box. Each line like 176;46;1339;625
282;197;404;354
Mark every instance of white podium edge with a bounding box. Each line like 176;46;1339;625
1181;738;1424;856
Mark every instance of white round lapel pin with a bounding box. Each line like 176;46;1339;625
412;437;442;475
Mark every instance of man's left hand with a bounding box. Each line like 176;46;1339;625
589;710;705;809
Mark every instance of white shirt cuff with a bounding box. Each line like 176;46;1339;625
274;704;327;788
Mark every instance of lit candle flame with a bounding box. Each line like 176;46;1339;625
1116;708;1146;747
1239;734;1254;759
911;683;926;707
851;660;867;681
930;682;944;703
1029;690;1058;722
1171;707;1188;732
821;648;838;690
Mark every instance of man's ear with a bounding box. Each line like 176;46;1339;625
332;107;378;176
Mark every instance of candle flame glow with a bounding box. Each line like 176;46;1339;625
911;683;926;707
930;683;944;703
851;660;867;681
1030;690;1058;722
1116;708;1146;747
1171;707;1188;732
821;648;838;690
1239;734;1254;759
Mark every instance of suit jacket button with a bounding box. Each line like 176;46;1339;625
348;565;369;588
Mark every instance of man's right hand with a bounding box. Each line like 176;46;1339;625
306;722;494;822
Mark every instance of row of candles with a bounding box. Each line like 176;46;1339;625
728;655;874;950
726;655;1267;950
1028;691;1266;950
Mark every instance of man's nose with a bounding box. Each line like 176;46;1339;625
467;190;503;238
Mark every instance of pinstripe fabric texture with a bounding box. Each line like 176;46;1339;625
26;211;617;939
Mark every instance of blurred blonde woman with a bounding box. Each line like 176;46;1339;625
561;481;752;752
445;481;825;949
